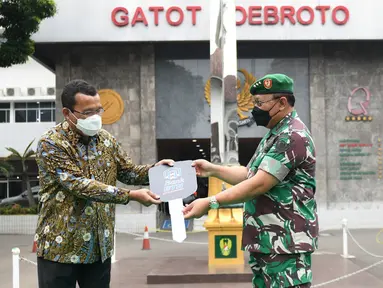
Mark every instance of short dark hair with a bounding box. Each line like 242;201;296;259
273;94;295;107
61;80;98;110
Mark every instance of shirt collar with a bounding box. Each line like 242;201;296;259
59;121;84;146
270;109;297;135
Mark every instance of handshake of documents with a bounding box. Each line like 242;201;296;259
149;160;197;243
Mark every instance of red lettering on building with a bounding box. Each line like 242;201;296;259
111;7;129;27
296;6;314;25
264;6;279;25
111;6;201;27
149;6;164;26
280;6;296;25
235;5;349;26
187;6;202;25
236;6;247;25
166;6;184;26
316;6;330;25
332;6;349;25
111;5;350;27
131;7;148;26
248;6;262;25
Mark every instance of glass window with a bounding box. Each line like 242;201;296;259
0;102;11;123
27;102;39;109
15;110;26;122
15;102;26;109
0;182;7;199
0;110;9;123
40;102;52;108
0;103;10;109
15;102;55;123
9;180;22;197
40;110;52;122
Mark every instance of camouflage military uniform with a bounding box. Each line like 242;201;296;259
243;110;318;288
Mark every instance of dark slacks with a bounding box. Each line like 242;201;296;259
37;257;111;288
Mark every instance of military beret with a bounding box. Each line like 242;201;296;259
250;73;294;95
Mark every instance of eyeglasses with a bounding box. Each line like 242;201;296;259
72;108;105;117
252;96;280;107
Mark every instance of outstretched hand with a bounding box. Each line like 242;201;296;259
130;189;161;207
183;198;210;219
155;159;175;167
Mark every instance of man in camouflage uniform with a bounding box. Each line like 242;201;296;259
184;74;319;288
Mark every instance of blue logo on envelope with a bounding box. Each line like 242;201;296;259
163;167;181;180
163;167;184;195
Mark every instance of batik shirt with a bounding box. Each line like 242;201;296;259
35;121;152;264
243;110;319;254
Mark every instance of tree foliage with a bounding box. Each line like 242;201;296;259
0;0;56;67
0;160;14;177
6;139;37;207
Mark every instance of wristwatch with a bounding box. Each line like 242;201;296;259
209;196;220;209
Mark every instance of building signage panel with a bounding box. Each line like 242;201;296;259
32;0;381;42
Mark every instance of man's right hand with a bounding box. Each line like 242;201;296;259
192;159;217;178
129;189;161;207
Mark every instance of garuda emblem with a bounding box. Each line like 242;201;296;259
204;69;256;120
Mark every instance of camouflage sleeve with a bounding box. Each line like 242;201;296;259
113;139;154;186
258;132;308;182
36;138;130;204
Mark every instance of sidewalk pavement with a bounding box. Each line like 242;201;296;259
0;228;382;287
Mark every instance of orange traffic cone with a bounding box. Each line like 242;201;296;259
32;240;37;253
142;226;151;250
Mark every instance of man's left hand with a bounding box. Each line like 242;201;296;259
155;159;175;167
183;198;210;219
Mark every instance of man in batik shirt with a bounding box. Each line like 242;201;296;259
184;74;319;288
35;79;174;288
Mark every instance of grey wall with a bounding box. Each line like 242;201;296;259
55;44;156;165
310;42;383;209
155;58;310;139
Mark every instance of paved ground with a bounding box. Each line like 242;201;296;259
1;229;383;287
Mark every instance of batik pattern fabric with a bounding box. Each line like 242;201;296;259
243;110;319;255
249;252;312;288
35;121;153;264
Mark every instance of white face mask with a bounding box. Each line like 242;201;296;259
73;114;102;136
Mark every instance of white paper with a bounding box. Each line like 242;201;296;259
168;198;187;243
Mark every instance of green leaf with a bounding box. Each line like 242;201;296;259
0;0;57;67
0;161;14;177
6;147;22;159
23;139;35;158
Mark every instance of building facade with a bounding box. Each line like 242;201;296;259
30;0;383;229
0;57;55;199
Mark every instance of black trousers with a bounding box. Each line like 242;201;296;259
37;257;111;288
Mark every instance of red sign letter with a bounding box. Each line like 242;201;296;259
187;6;201;25
264;6;279;25
332;6;349;25
280;6;296;25
297;6;314;25
149;6;164;26
166;6;184;26
248;6;262;25
111;7;129;27
236;6;247;25
131;7;148;26
316;6;330;25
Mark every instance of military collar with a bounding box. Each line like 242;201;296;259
270;110;297;135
